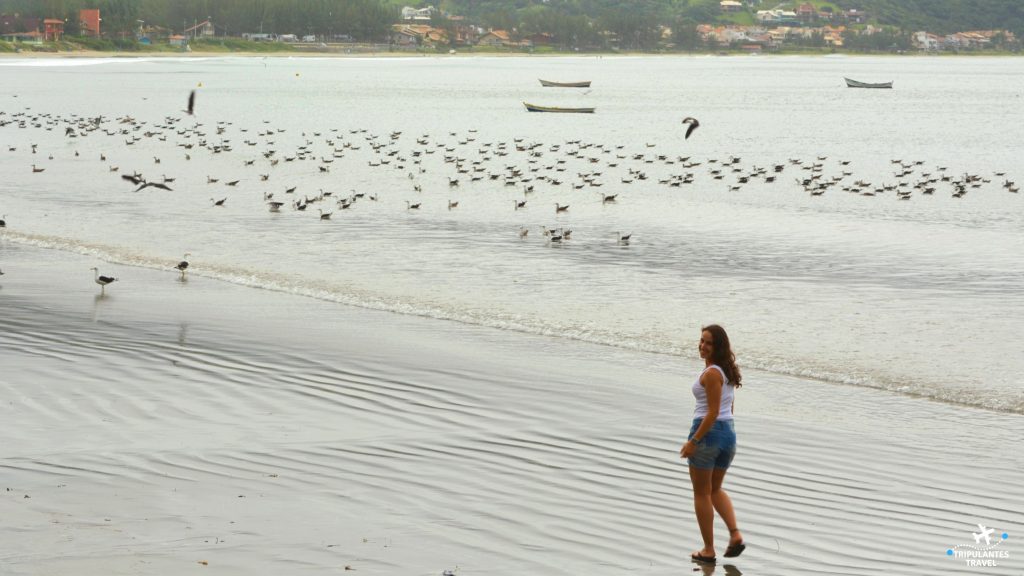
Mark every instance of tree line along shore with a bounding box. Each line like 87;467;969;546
0;0;1021;55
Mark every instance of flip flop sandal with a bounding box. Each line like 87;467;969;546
724;542;746;558
691;553;717;564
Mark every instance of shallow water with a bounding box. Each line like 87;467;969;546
1;55;1023;412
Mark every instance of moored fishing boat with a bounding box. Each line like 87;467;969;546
539;79;592;88
523;102;596;113
844;77;893;89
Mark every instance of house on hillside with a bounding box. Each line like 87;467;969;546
0;14;38;35
696;24;716;44
756;9;798;26
43;18;64;41
946;31;995;50
1;29;42;43
796;3;817;23
401;6;436;21
184;19;214;39
390;25;420;46
390;24;449;47
478;29;515;47
720;1;744;13
526;32;555;47
79;9;100;36
842;9;867;24
913;31;941;51
821;25;845;46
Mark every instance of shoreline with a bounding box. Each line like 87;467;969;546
2;48;1022;59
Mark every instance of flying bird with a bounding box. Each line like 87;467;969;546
135;181;173;192
682;117;700;140
184;90;196;115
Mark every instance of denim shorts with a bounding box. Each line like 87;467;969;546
687;418;737;470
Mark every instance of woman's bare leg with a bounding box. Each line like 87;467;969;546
689;465;716;557
711;467;742;546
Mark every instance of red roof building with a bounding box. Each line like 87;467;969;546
796;3;818;21
43;18;64;41
79;9;100;36
1;14;40;35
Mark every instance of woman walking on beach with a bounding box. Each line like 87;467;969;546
680;324;745;564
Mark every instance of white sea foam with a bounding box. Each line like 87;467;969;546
5;229;1020;414
0;57;168;67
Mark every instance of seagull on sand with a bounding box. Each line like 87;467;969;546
682;117;700;140
91;267;117;294
184;90;196;116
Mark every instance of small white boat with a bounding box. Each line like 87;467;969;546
844;77;893;89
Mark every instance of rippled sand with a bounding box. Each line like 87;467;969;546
2;243;1022;575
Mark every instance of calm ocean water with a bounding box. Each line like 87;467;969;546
1;55;1022;413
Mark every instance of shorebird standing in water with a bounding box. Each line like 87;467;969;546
91;267;117;294
176;253;191;279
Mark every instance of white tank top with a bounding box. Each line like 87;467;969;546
692;364;734;421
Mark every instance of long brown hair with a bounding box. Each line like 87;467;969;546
702;324;742;387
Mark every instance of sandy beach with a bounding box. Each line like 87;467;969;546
3;241;1022;575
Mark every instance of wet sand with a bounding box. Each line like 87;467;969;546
1;241;1022;575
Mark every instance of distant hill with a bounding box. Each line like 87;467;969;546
834;0;1024;34
1;0;1020;50
437;0;1024;36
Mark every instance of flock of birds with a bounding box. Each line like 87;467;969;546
1;89;1018;295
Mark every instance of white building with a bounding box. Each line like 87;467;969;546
913;31;941;51
401;6;436;21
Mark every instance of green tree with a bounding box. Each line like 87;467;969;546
671;17;700;50
99;0;139;38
